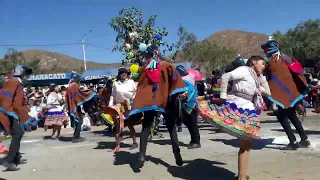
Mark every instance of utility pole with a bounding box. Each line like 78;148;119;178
82;29;92;71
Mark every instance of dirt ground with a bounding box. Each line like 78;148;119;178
1;116;320;180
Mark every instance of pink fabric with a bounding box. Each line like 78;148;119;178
0;144;8;154
145;58;161;84
182;74;195;86
186;69;203;81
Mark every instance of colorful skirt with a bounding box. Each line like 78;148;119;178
102;102;129;127
44;111;67;126
198;96;261;140
101;101;143;134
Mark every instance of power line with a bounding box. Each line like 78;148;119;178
0;43;112;50
0;43;81;47
86;43;112;50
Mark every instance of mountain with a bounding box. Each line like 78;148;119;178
206;30;269;58
173;30;269;61
0;50;122;75
23;50;123;72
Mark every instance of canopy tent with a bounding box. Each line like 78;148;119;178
27;73;72;86
81;68;118;81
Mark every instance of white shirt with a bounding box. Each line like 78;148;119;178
28;105;43;120
220;66;270;100
47;92;63;111
109;79;137;106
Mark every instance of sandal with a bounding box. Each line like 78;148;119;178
236;175;250;180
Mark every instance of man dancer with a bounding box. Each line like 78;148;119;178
65;73;96;143
129;51;188;168
261;40;310;150
0;65;33;171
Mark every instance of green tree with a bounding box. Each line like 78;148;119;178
0;48;44;75
78;66;85;74
109;6;176;64
27;58;42;74
273;19;320;62
175;26;236;75
0;48;23;75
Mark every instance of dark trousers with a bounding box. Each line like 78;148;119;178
6;117;25;163
277;106;308;143
73;108;84;139
139;110;180;159
179;109;200;144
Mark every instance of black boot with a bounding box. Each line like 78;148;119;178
280;142;299;150
72;137;86;143
187;143;201;149
1;161;20;171
13;154;27;165
173;149;183;166
298;139;311;148
138;152;145;168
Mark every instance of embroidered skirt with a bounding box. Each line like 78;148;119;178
44;111;67;126
198;96;261;140
101;101;143;135
101;103;129;127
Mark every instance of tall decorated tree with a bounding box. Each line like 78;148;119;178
109;6;176;68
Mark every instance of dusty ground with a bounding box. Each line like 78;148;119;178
1;114;320;180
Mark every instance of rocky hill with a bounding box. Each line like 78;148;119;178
0;50;121;75
206;30;268;58
23;50;120;69
173;30;269;61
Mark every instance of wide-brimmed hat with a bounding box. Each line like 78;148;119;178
118;67;129;75
176;65;188;77
261;40;280;55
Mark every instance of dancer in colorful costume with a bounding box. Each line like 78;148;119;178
261;40;310;150
0;65;32;171
102;67;142;152
129;50;188;168
175;65;201;149
65;73;96;143
96;79;113;127
198;56;270;180
44;83;67;139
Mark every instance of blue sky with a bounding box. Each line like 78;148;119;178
1;0;319;64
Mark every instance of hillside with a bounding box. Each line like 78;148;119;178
0;50;122;74
207;30;268;58
173;30;269;61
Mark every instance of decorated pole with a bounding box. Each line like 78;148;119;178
109;7;177;79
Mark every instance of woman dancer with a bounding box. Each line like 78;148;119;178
103;67;140;151
0;65;33;171
198;56;270;180
175;65;201;149
44;83;66;139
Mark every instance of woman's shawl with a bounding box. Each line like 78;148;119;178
0;78;31;132
266;54;309;109
129;61;188;116
65;82;96;120
179;80;198;114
